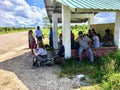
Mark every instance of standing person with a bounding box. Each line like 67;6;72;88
29;30;36;54
76;31;94;62
35;26;44;43
49;27;53;48
28;30;31;48
59;32;62;45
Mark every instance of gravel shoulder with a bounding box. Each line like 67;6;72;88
0;32;79;90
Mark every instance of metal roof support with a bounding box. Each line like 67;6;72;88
62;5;71;58
114;11;120;48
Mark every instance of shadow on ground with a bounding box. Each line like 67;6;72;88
0;51;78;90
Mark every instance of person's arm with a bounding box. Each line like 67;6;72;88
34;48;42;56
34;51;38;56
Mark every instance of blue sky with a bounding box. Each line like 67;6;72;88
25;0;45;9
0;0;116;27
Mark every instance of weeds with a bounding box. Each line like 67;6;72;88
59;50;120;89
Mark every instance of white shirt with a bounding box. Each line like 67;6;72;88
79;36;90;48
36;48;47;56
35;29;42;37
92;35;100;48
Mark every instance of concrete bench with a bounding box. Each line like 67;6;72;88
71;46;117;58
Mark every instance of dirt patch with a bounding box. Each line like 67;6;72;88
0;70;28;90
0;32;79;90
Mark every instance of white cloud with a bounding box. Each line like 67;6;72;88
0;0;116;27
0;0;47;27
94;12;116;24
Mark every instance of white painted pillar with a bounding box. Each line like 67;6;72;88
114;11;120;48
52;14;58;49
62;5;71;58
88;16;94;29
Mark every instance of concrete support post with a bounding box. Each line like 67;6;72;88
114;11;120;48
88;16;94;30
52;14;58;49
62;5;71;58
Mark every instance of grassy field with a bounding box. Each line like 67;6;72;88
59;50;120;90
0;25;88;39
0;27;35;34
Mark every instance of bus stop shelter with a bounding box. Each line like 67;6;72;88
44;0;120;58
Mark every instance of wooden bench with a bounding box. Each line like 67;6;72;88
71;46;117;58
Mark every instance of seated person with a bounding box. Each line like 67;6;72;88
87;29;93;40
91;32;100;48
102;29;113;46
32;42;47;68
76;31;94;62
71;30;75;49
57;45;64;57
92;28;101;41
59;31;75;50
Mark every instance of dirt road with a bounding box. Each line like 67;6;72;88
0;32;79;90
0;32;28;55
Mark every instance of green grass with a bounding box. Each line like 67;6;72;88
59;58;94;77
59;50;120;89
0;27;35;34
0;25;88;40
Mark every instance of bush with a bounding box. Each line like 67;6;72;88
102;73;120;90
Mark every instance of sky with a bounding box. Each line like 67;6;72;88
0;0;116;27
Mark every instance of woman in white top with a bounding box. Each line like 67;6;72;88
92;32;100;48
32;42;47;68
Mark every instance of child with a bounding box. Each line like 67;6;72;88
29;30;36;54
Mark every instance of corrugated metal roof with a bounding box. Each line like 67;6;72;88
44;0;96;23
58;0;120;10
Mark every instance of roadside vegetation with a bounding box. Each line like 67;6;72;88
0;24;88;38
59;50;120;90
42;24;88;38
0;27;35;34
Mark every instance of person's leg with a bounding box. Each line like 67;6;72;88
30;42;34;54
32;56;37;68
51;40;53;48
49;39;53;48
78;46;84;61
36;56;47;66
86;48;94;62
